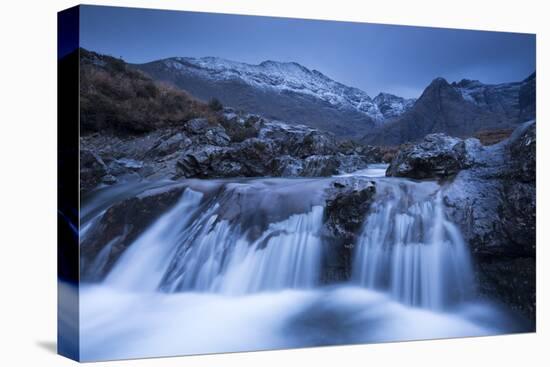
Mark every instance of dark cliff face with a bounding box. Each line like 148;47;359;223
364;74;536;146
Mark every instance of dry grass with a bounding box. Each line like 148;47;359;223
80;49;219;134
474;129;514;146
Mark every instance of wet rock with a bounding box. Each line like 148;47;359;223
82;113;384;185
204;127;231;146
270;155;304;176
507;121;536;183
150;132;192;157
101;174;118;185
177;145;229;178
335;154;370;175
442;121;536;321
322;178;376;282
226;138;280;176
386;133;467;179
301;155;340;177
476;257;535;322
80;149;108;193
184;118;210;134
220;112;263;143
293;131;337;158
80;185;186;281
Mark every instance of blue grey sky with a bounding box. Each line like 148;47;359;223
79;5;536;98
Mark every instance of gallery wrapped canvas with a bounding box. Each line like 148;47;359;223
58;4;536;362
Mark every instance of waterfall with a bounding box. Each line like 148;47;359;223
91;175;475;310
78;175;528;361
352;180;475;310
105;189;204;291
103;187;324;295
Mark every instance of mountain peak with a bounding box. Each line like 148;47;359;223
429;77;451;87
453;79;483;88
373;92;416;120
523;72;536;82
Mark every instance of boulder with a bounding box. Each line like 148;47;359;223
300;155;340;177
322;178;376;282
293;130;337;158
508;121;536;183
335;154;370;175
386;133;467;179
204;127;231;146
177;145;229;178
220;112;263;143
149;132;192;157
270;155;304;177
184;118;210;134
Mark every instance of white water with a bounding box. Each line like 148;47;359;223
352;180;474;309
159;204;324;294
78;172;528;361
105;189;204;291
77;284;520;361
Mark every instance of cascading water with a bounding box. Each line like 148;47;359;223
352;180;474;309
104;189;204;291
76;171;527;361
102;184;325;295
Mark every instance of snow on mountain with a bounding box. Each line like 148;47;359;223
372;93;416;120
451;79;521;111
161;57;408;123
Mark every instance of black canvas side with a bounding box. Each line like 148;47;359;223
57;5;80;362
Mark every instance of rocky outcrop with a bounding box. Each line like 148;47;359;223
322;178;376;282
80;110;381;194
519;72;536;122
386;133;468;179
439;121;536;321
80;185;186;280
384;121;536;320
80;149;110;194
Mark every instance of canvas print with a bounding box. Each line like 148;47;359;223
57;5;536;362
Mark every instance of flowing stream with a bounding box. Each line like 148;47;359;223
75;166;528;361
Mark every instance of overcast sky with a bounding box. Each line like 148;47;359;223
79;5;536;98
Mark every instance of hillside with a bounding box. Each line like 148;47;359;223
79;49;218;135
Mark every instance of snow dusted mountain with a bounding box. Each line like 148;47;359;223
170;57;385;119
451;79;522;120
133;53;534;144
372;93;416;120
364;74;536;146
135;57;412;138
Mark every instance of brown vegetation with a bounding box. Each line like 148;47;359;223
474;128;514;146
378;145;401;163
79;49;219;134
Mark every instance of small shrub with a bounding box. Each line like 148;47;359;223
208;98;223;112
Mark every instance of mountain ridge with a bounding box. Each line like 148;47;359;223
134;55;416;139
362;74;535;145
79;48;535;144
